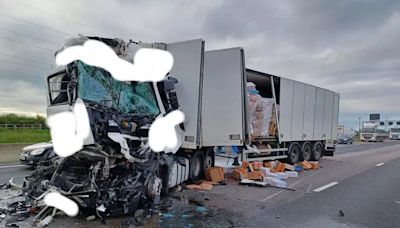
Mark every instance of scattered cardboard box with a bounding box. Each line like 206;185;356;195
266;172;279;179
274;172;289;180
248;171;265;181
185;182;213;191
205;167;224;182
240;179;268;187
275;161;286;172
264;177;287;188
252;161;263;170
309;161;319;170
300;161;312;170
260;167;270;176
284;163;295;171
285;171;298;178
232;168;248;180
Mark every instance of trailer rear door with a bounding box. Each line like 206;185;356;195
201;48;247;146
166;39;204;149
323;91;334;140
331;93;340;140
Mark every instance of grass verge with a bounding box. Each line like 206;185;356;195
0;129;51;144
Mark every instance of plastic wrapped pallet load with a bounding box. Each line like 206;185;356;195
246;82;277;138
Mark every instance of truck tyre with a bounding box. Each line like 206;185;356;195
300;142;312;161
159;165;169;196
204;148;215;169
189;151;204;181
311;142;323;161
287;142;300;165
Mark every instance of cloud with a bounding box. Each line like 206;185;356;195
0;0;399;129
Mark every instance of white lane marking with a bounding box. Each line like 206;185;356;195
261;191;283;202
261;175;313;202
313;182;338;192
0;164;29;169
376;163;384;167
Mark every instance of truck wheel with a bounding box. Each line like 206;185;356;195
189;151;204;181
204;148;215;169
311;142;323;161
287;143;300;164
301;142;312;161
159;165;169;196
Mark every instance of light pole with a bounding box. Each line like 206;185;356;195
358;117;362;138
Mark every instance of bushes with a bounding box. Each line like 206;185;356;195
0;113;46;125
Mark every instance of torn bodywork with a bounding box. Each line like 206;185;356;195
6;35;187;225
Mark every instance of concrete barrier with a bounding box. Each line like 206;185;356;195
0;143;31;164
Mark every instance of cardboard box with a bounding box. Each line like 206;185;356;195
309;161;319;170
284;163;295;171
232;168;248;180
300;161;312;170
270;179;287;188
264;177;287;188
285;171;298;178
260;167;270;176
274;172;289;180
266;172;279;178
242;160;250;169
275;161;286;172
248;171;265;180
205;167;224;182
252;161;263;170
263;177;278;184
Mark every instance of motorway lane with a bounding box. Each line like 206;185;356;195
260;156;400;228
205;142;400;227
335;140;400;154
0;165;31;185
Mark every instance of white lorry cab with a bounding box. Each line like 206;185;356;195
389;127;400;140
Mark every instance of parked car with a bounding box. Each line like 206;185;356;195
337;134;353;144
19;141;53;167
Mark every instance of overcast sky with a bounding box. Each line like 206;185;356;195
0;0;399;129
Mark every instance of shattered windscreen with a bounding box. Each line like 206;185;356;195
76;61;160;116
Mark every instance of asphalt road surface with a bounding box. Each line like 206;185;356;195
335;140;400;154
1;140;400;227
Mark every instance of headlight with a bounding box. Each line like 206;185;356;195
30;148;45;156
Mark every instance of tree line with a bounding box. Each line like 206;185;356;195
0;113;46;125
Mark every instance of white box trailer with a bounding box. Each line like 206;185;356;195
171;43;339;164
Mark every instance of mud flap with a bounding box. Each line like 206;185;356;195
323;149;334;156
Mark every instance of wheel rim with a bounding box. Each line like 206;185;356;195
303;145;311;161
205;155;212;168
314;144;322;160
290;145;300;163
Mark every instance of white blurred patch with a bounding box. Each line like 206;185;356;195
149;110;185;153
44;192;79;217
47;98;90;157
55;39;173;82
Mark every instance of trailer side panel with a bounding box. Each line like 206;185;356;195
201;48;245;146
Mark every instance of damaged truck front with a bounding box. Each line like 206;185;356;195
26;37;209;221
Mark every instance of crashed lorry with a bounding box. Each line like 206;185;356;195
23;36;339;219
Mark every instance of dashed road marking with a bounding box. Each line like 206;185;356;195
313;182;338;192
376;163;384;167
0;164;28;169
